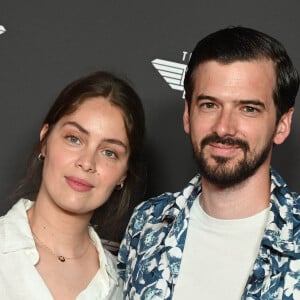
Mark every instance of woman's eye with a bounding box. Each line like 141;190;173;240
66;135;81;144
103;149;117;158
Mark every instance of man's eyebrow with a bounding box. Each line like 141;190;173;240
62;121;128;152
239;100;266;109
196;94;218;102
196;94;266;109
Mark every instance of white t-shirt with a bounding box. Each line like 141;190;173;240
173;199;269;300
0;199;122;300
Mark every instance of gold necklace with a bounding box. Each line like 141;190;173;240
32;232;91;262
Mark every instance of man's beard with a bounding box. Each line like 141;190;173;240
195;133;273;188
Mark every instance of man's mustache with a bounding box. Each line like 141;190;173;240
201;134;250;152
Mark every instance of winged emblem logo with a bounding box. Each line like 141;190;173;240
0;25;6;35
152;58;187;97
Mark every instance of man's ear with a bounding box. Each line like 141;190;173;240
39;124;49;156
183;100;190;134
273;108;294;145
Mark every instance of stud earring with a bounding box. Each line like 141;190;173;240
38;153;45;161
115;182;124;190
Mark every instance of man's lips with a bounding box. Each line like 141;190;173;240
201;134;249;156
209;142;240;149
207;142;241;157
65;176;94;192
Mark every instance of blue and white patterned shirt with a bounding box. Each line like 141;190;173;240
118;168;300;299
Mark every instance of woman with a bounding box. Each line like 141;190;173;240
0;71;145;299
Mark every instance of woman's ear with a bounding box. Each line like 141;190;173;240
273;108;294;145
39;124;49;156
118;173;127;186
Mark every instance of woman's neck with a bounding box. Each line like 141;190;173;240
27;199;92;258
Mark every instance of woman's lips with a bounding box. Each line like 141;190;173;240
65;176;94;192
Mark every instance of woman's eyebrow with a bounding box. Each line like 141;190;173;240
102;138;128;152
61;121;89;135
62;121;128;152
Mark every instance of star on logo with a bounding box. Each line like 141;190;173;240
152;58;187;97
0;25;6;35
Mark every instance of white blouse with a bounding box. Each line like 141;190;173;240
0;199;122;300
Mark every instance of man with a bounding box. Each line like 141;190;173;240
118;27;300;299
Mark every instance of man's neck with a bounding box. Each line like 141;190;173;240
200;167;271;219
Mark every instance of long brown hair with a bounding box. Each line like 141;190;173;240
10;71;146;240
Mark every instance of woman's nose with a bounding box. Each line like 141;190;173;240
75;151;97;173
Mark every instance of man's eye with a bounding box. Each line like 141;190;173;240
243;106;258;113
200;102;217;110
206;103;214;108
66;135;81;144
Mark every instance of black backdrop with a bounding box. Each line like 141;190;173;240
1;1;299;239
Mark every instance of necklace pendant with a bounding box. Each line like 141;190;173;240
58;255;66;262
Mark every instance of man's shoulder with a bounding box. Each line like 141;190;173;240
271;168;300;204
134;173;202;215
135;191;178;212
290;190;300;205
128;192;179;229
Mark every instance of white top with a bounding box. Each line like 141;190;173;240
173;199;269;300
0;199;123;300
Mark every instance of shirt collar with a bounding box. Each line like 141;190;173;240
161;173;201;221
261;168;300;257
161;168;300;257
88;227;119;285
2;199;36;253
2;199;121;283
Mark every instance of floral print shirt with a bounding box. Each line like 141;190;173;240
118;168;300;299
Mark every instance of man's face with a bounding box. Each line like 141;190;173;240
183;60;293;187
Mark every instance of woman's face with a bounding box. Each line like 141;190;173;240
38;96;129;215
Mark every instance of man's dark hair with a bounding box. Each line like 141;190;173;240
184;26;299;121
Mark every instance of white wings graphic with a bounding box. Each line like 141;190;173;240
0;25;6;35
152;58;187;93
